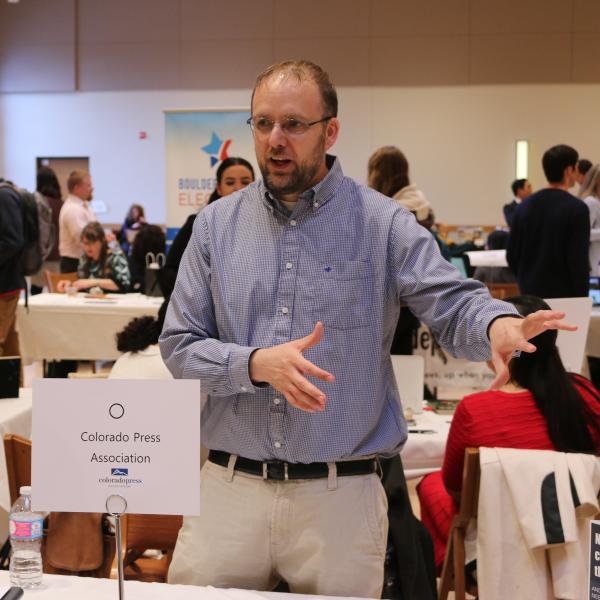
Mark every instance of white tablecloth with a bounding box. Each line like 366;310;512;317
400;409;451;479
16;293;163;362
0;571;371;599
0;388;32;511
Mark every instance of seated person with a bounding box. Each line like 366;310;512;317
417;295;600;573
127;224;166;293
472;229;516;284
109;303;171;379
57;221;130;293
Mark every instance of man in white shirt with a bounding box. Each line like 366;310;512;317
58;170;95;273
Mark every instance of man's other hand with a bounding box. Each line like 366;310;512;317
249;322;335;413
488;310;577;388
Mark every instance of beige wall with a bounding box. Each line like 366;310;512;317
2;83;599;226
2;0;600;92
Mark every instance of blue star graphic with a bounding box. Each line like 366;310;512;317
201;132;223;156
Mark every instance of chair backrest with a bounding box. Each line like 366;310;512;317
456;447;480;525
124;514;182;553
45;270;77;293
438;447;480;600
486;282;520;300
3;434;32;506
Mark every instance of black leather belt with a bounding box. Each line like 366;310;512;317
208;450;377;481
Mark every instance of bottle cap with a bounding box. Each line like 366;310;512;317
19;485;31;496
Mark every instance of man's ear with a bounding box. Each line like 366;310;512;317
564;165;575;185
324;118;340;152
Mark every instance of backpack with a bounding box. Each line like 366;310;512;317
18;189;43;276
33;191;56;262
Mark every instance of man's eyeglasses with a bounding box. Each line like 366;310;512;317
246;116;332;137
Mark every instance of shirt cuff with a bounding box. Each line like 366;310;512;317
228;345;262;394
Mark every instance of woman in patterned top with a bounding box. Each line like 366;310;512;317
57;221;130;293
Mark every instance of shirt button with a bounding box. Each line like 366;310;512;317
274;441;282;449
281;307;289;314
285;262;293;270
289;219;297;226
313;201;319;208
273;398;281;405
240;385;247;392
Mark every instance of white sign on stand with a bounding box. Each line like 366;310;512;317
31;379;201;515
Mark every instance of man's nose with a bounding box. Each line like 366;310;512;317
267;122;287;147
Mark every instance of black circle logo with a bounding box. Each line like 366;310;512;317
109;403;125;419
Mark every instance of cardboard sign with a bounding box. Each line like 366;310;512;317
32;379;201;515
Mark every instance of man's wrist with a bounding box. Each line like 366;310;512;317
486;313;523;339
248;348;268;387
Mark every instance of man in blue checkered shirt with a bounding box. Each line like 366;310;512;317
160;60;575;596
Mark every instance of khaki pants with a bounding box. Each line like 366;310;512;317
168;459;388;598
0;293;20;357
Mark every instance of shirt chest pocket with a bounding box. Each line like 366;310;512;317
305;260;374;330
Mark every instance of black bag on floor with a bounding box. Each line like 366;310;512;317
380;455;437;600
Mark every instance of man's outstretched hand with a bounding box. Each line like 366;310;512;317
488;310;577;388
249;322;335;413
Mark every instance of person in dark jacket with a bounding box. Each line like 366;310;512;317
507;144;590;298
503;178;532;229
0;181;25;356
161;157;254;300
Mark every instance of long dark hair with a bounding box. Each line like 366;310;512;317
507;295;600;453
125;203;145;226
367;146;410;197
80;221;111;278
207;157;255;204
130;224;165;268
36;166;62;199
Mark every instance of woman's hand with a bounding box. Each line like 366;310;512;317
73;279;94;290
56;279;70;293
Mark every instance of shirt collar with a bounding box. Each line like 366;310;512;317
66;193;86;207
259;154;344;214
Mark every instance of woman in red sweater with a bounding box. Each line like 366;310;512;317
417;295;600;572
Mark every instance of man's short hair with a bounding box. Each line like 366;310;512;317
577;159;593;176
67;170;89;193
251;60;338;118
511;178;527;196
542;145;578;184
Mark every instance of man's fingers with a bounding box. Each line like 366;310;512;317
513;339;537;354
290;372;326;409
284;388;322;413
299;357;335;383
296;321;325;351
489;352;509;389
541;319;577;332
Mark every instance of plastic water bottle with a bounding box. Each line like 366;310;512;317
9;486;43;588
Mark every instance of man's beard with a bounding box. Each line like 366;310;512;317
260;136;325;198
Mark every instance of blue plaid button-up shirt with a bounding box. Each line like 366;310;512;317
160;156;518;463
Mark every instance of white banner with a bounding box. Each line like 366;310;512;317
164;108;255;244
32;379;201;515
